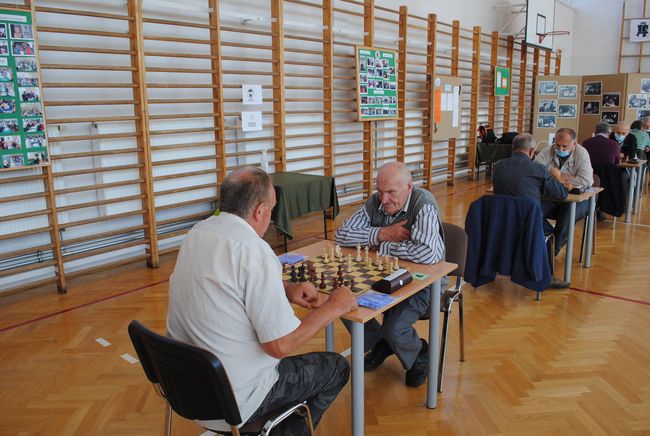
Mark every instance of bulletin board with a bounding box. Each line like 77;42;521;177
0;9;49;171
431;75;462;141
623;73;650;123
532;75;581;147
578;73;626;143
356;46;398;121
494;66;511;96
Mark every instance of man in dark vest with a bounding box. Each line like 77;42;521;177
335;162;445;387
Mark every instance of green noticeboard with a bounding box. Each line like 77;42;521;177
356;46;398;121
494;65;511;96
0;9;49;171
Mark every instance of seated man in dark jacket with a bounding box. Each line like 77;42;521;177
492;133;570;288
583;122;621;167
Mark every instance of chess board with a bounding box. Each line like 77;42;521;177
282;254;394;294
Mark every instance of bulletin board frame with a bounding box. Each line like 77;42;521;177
0;8;49;172
494;65;511;96
355;46;398;121
431;74;463;141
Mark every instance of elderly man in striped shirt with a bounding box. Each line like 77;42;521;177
335;161;445;387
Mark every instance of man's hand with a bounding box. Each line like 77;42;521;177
377;220;410;242
549;167;563;183
285;282;319;309
326;286;358;316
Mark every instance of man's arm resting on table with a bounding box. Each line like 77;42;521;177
335;205;382;247
261;287;358;359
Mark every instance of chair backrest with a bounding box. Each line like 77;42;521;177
441;222;467;278
128;320;242;425
593;174;600;188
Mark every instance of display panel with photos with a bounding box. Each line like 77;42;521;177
0;9;48;171
356;46;397;121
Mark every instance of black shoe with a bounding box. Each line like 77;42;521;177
405;339;429;387
549;277;570;289
364;339;394;372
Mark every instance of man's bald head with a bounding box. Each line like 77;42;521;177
376;162;413;215
219;167;273;219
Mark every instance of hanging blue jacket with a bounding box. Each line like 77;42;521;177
464;195;551;292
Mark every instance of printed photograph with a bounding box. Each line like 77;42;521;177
0;66;12;81
10;24;34;40
602;93;620;107
19;87;40;102
558;104;577;118
361;96;368;104
583;101;600;114
538;99;557;113
25;133;46;148
359;85;367;94
17;72;38;87
16;58;37;72
0;118;19;133
0;98;15;113
21;102;43;117
360;74;367;83
642;79;650;93
23;117;45;133
638;109;650;119
537;115;556;128
1;153;24;168
11;40;35;56
601;111;619;125
584;81;602;96
0;40;7;55
366;57;374;67
359;63;366;73
27;151;48;165
538;81;557;95
0;24;6;39
0;82;14;97
628;93;648;109
558;84;577;99
0;135;21;150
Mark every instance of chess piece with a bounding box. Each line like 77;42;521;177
319;272;327;289
394;257;399;270
282;263;286;274
298;264;306;282
337;265;343;276
290;265;297;283
347;254;352;271
375;252;380;266
364;246;370;263
378;260;383;271
344;280;350;287
350;279;356;293
355;243;362;262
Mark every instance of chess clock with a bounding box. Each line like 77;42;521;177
371;268;412;294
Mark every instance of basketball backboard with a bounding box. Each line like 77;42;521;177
525;0;556;50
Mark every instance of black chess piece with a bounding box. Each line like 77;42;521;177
319;272;327;289
298;264;307;282
350;279;356;293
290;265;297;283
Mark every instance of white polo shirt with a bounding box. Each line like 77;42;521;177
166;212;301;429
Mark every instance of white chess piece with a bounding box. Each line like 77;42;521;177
355;243;362;262
364;246;370;262
378;260;383;271
347;254;352;270
394;257;399;270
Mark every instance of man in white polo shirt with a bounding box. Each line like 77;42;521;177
167;167;357;435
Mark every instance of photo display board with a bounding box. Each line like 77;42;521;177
531;74;582;147
356;46;398;121
578;74;626;143
0;9;48;171
623;73;650;123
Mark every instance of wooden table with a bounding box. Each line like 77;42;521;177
485;187;604;281
617;159;647;223
290;240;456;436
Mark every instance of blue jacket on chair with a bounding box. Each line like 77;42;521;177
464;195;552;292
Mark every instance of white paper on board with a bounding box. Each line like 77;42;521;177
441;93;448;112
497;70;502;85
452;86;460;128
241;111;263;132
242;84;262;105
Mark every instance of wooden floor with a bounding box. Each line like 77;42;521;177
1;177;649;436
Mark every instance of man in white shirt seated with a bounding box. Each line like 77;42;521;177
535;128;594;256
335;162;446;388
167;167;358;435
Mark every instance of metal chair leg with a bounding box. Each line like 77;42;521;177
458;288;465;363
437;306;451;393
165;404;172;436
579;216;587;263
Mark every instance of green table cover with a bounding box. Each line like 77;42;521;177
270;172;339;239
476;143;512;164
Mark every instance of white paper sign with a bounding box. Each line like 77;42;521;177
630;19;650;42
242;84;262;105
241;111;263;132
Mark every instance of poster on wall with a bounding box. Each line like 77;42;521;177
0;9;48;171
356;46;398;121
630;19;650;43
494;65;510;96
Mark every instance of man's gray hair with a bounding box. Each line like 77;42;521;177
511;132;535;152
594;122;611;135
556;127;576;141
219;167;273;218
379;161;413;183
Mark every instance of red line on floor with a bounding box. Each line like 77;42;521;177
569;286;650;306
0;279;170;334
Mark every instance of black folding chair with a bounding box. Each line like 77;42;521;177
128;320;314;436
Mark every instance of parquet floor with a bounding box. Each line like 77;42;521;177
1;177;649;436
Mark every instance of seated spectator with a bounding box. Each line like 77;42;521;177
610;121;637;159
629;120;650;160
582;122;621;166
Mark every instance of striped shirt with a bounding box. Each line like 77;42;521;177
335;196;445;264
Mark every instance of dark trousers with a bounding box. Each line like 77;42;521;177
541;199;590;256
244;352;349;436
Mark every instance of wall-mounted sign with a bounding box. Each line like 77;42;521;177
355;46;398;121
494;65;511;96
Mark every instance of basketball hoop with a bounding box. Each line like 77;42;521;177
537;30;570;44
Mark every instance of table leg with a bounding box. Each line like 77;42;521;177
325;323;334;352
427;279;442;409
564;202;576;283
283;235;288;253
584;195;596;268
625;168;636;223
634;166;643;214
351;321;364;436
323;210;328;239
